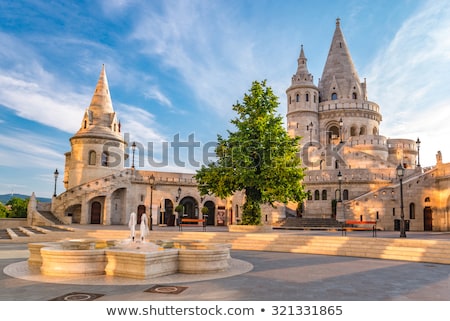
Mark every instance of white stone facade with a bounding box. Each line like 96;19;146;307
41;19;450;232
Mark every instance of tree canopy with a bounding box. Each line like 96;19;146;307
195;80;307;225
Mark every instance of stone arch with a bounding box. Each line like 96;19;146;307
179;196;199;218
90;201;102;224
204;200;216;225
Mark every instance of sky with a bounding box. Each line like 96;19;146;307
0;0;449;198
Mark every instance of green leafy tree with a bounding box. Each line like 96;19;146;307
6;197;28;218
0;202;9;218
195;80;307;225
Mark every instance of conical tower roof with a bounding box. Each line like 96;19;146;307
73;65;122;141
88;64;114;122
319;18;362;101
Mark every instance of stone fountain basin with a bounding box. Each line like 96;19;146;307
28;239;231;279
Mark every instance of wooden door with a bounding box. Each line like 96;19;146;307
90;201;101;224
424;207;432;231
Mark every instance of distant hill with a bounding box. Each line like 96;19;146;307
0;194;51;204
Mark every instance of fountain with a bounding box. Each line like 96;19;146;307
27;238;232;280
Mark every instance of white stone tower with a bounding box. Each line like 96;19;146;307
286;45;319;146
63;65;126;189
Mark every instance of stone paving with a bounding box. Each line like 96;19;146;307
1;225;450;301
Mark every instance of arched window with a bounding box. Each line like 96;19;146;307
352;92;357;99
296;94;300;102
307;191;312;200
373;127;378;135
88;151;96;165
305;93;309;102
343;189;349;200
314;190;320;200
101;152;109;167
322;190;327;201
350;126;357;136
331;93;338;100
409;203;416;219
359;126;366;135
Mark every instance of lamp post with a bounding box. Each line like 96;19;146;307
396;164;406;238
307;122;313;146
148;174;155;230
339;118;343;143
416;138;421;167
53;169;59;197
131;141;136;169
175;187;182;202
337;170;342;202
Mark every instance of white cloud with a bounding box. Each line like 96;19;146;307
366;1;450;166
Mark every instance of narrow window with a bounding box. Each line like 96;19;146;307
101;152;109;167
322;190;327;201
88;151;96;165
307;191;312;200
314;190;320;200
84;120;87;129
305;93;309;102
343;189;349;200
409;203;415;219
352;92;357;99
331;93;337;100
296;94;300;102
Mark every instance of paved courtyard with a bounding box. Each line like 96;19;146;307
1;226;450;301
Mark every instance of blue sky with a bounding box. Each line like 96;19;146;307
1;0;449;198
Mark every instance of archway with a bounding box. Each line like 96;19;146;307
179;196;198;219
164;199;175;226
204;201;216;225
66;204;81;224
90;201;102;224
137;204;146;224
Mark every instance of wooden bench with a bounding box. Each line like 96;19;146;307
342;220;377;237
178;218;207;231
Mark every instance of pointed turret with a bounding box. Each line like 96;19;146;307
89;64;114;115
75;65;121;137
319;18;363;102
65;65;126;189
286;45;319;144
292;45;315;85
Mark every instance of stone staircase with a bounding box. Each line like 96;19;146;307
3;226;450;265
39;211;65;225
273;217;343;230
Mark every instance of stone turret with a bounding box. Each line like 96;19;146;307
286;45;319;145
64;65;127;189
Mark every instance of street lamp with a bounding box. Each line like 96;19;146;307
337;170;343;202
416;138;421;167
148;174;155;231
307;122;313;146
339;118;343;143
131;141;136;169
53;169;59;197
175;187;182;202
396;163;406;238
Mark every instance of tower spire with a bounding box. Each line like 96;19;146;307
292;44;314;85
319;18;362;102
89;64;114;115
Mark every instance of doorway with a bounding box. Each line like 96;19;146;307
424;206;433;231
90;201;101;224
